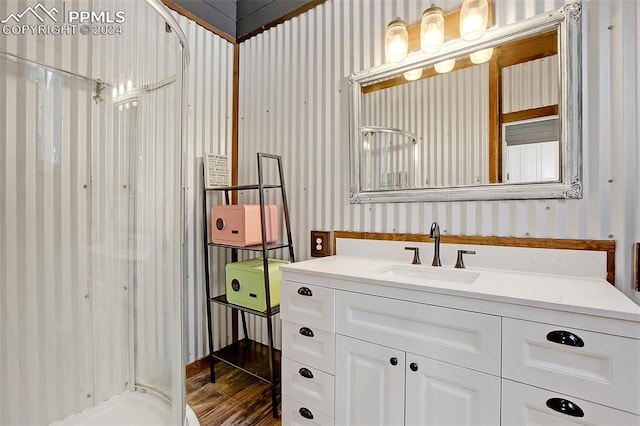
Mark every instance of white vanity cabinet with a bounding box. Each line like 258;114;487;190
501;318;640;425
335;334;500;426
335;290;501;425
280;281;336;425
280;256;640;426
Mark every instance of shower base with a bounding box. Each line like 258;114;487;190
50;391;200;426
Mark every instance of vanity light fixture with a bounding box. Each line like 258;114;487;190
434;58;456;73
460;0;488;41
470;47;494;64
403;68;423;81
385;18;409;63
420;5;444;54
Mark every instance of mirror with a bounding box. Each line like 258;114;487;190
349;3;582;203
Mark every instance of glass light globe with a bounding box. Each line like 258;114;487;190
434;58;456;73
460;0;488;41
404;68;423;81
470;47;493;64
385;18;408;63
420;6;444;54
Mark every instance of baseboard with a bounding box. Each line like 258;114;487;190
186;357;210;378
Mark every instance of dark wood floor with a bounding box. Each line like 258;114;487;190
186;360;281;426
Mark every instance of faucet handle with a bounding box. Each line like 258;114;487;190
455;250;476;269
404;247;421;265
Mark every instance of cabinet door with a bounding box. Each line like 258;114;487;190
335;335;405;426
405;354;500;426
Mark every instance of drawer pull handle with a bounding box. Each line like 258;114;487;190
297;287;313;296
546;330;584;347
299;367;314;379
299;327;314;338
390;357;398;366
409;362;419;372
299;407;314;420
546;398;585;418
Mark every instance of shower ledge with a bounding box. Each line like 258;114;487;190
49;390;199;426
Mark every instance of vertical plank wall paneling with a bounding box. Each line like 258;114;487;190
235;0;640;352
502;55;559;113
0;1;232;422
0;53;94;426
0;1;93;423
174;14;234;361
363;64;489;188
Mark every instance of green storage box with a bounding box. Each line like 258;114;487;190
225;258;290;311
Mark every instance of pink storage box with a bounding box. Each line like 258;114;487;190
211;204;278;246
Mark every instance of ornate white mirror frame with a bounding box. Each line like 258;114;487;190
348;3;582;203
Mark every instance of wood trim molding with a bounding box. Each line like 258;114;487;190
487;30;558;181
333;231;616;285
496;30;558;69
488;55;500;183
362;56;476;94
186;357;210;378
161;0;235;44
503;105;559;123
231;44;240;205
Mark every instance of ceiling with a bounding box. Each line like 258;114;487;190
166;0;321;42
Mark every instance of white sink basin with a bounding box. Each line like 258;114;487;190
375;265;480;284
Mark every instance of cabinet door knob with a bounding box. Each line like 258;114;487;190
409;362;418;372
299;327;314;338
299;367;314;379
299;407;314;420
546;398;585;417
297;286;313;296
546;330;584;347
389;357;398;366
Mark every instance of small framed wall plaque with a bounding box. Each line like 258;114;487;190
204;153;230;189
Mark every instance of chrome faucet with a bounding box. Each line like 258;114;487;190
429;222;441;266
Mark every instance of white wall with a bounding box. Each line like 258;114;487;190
174;14;235;362
237;0;639;308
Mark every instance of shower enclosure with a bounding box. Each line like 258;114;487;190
0;1;192;424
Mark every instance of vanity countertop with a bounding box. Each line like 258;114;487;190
280;255;640;323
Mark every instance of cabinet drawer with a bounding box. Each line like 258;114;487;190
502;318;640;414
336;291;501;375
502;379;639;426
282;357;335;418
281;281;335;332
282;320;335;374
283;395;334;426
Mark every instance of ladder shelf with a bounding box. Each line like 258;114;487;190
201;152;294;419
